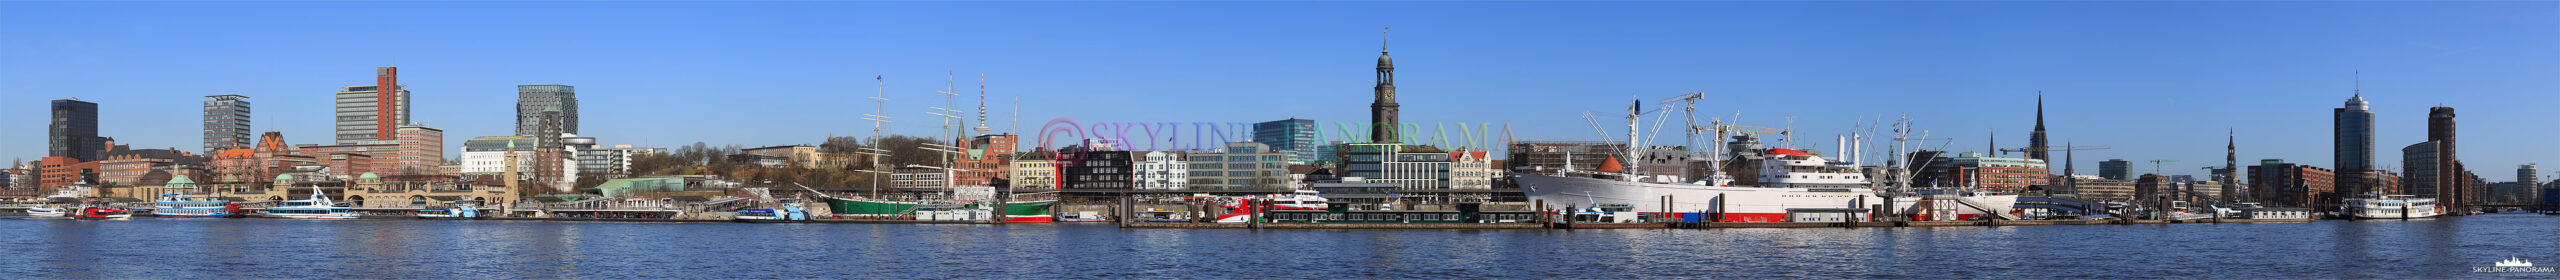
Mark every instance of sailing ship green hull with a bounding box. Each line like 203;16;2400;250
823;198;1054;222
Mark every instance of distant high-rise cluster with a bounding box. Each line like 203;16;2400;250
335;67;410;144
2403;106;2480;212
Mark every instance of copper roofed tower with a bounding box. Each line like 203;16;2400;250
1370;27;1400;144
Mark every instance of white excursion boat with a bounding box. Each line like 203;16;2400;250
2343;194;2441;219
152;193;245;218
1269;190;1330;211
28;207;66;218
262;186;361;219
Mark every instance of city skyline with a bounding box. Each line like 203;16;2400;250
3;1;2555;180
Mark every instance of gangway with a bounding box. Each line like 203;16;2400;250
1953;196;2022;220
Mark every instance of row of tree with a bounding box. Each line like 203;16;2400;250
624;135;970;189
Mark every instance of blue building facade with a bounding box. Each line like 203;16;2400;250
2334;94;2374;195
1253;118;1317;164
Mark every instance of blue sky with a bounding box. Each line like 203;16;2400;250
3;1;2554;180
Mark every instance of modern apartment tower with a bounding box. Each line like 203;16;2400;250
203;94;251;153
2099;159;2131;180
515;85;578;136
2523;164;2540;188
1370;29;1400;144
2333;93;2374;196
1252;118;1318;164
335;67;410;144
2425;106;2462;210
49;99;102;161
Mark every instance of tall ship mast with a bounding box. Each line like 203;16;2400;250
1515;94;2021;222
807;73;1055;222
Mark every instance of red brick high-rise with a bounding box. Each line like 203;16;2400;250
375;66;398;141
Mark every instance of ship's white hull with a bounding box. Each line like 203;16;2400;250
263;208;361;219
1517;174;2017;222
2344;198;2442;219
28;208;66;218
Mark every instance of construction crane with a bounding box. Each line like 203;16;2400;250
2148;159;2179;175
1998;145;2111;156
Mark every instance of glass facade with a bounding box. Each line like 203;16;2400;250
203;95;252;153
2334;97;2374;193
333;85;409;144
1184;142;1293;190
516;85;579;136
1252;118;1317;164
49;99;100;161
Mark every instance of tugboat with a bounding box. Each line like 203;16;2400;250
262;186;360;219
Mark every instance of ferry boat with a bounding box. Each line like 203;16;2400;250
263;186;360;219
71;206;133;220
1270;190;1329;210
416;204;483;220
734;203;812;223
2342;194;2441;219
151;194;246;218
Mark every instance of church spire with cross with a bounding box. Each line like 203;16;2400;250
1370;27;1400;144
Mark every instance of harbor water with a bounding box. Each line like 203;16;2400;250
1;214;2553;278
